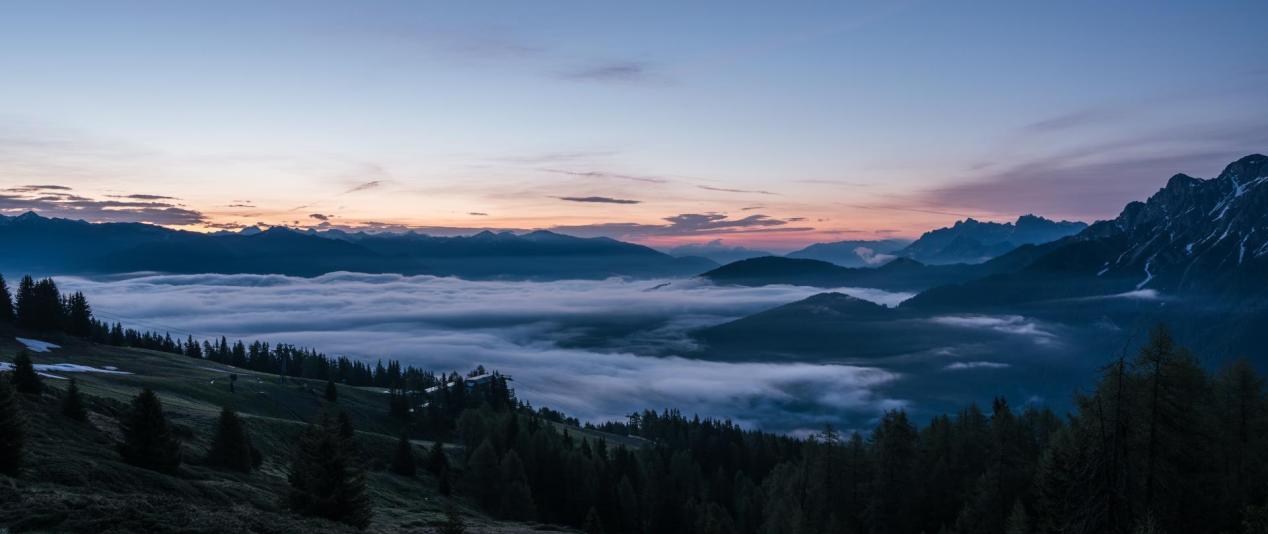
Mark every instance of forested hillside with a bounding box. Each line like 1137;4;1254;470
0;274;1265;533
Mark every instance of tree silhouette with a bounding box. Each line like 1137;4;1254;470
117;388;182;473
206;406;258;472
63;291;92;337
324;379;338;402
0;274;14;323
465;439;500;509
0;377;24;475
286;410;372;529
437;503;466;534
11;350;41;395
61;377;87;421
498;449;536;520
427;440;448;475
391;432;416;477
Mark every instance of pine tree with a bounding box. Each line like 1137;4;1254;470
437;503;466;534
869;409;919;533
117;388;182;472
0;377;24;475
391;432;417;477
466;439;501;510
1005;499;1030;534
206;406;258;472
498;449;536;520
584;506;606;534
427;440;449;475
63;291;92;337
438;463;453;496
324;379;338;402
286;411;372;529
11;350;41;395
0;274;14;323
13;275;34;330
61;377;87;421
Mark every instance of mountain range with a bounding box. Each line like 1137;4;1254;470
784;239;910;267
0;214;716;279
699;154;1268;360
893;214;1086;265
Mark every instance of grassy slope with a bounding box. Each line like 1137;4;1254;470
0;332;594;533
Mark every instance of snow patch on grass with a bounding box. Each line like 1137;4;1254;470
0;362;133;378
15;337;61;353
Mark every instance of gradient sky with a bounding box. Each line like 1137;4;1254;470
1;0;1266;251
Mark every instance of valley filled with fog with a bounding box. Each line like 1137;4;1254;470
56;272;1102;434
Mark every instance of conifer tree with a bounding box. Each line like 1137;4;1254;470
427;440;449;475
583;507;606;534
63;291;92;337
0;377;24;476
1005;500;1030;534
61;377;87;421
466;439;501;509
0;274;14;323
324;379;338;402
437;503;466;534
117;388;182;472
206;406;258;472
11;350;41;395
391;432;416;477
498;449;536;520
13;275;34;330
286;410;372;529
438;463;453;496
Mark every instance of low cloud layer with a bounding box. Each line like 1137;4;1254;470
59;274;907;432
554;212;814;240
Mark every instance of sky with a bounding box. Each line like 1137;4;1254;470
1;0;1266;252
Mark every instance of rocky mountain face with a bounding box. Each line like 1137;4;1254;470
897;215;1087;265
1078;154;1268;297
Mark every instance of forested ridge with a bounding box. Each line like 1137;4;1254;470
0;273;1266;533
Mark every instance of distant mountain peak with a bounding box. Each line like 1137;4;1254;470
898;213;1086;265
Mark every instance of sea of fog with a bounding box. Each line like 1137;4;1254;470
59;273;921;435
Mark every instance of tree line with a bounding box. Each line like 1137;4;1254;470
385;328;1267;534
0;274;443;389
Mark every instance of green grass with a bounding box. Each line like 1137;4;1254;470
0;333;579;533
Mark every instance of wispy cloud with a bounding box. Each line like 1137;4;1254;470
559;60;656;83
0;186;207;226
542;168;668;184
697;185;778;195
553;212;814;240
344;180;385;194
4;184;72;193
556;196;641;204
944;361;1011;371
108;193;179;201
308;213;331;221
